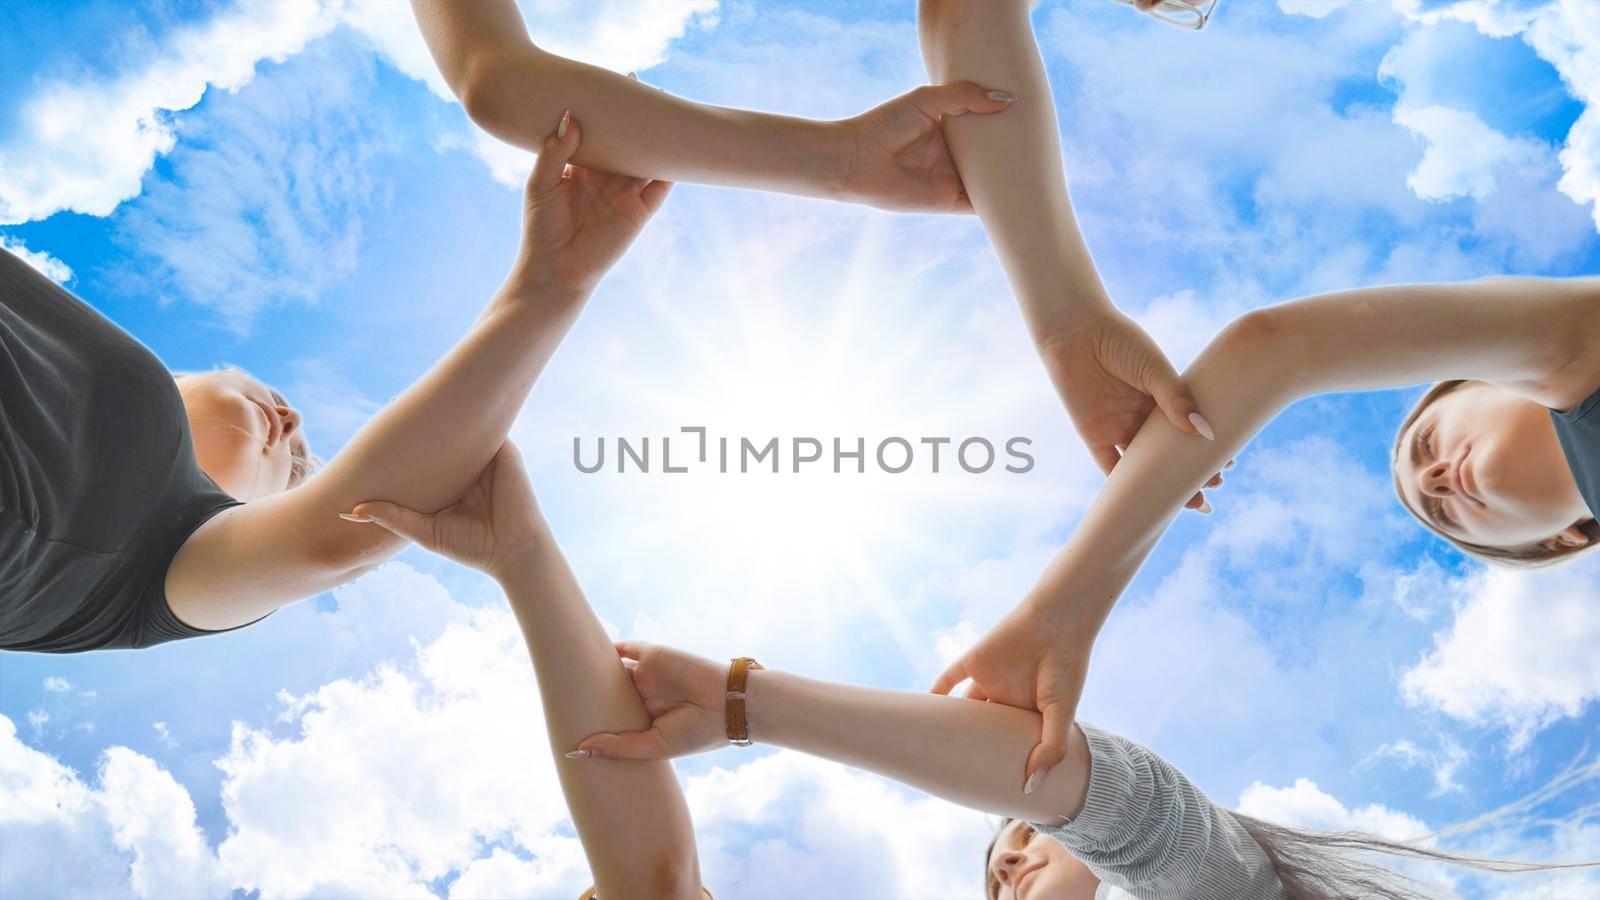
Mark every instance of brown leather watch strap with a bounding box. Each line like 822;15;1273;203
725;656;764;746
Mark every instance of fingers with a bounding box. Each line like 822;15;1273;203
1023;703;1073;794
929;659;969;695
639;179;674;215
570;728;672;761
341;501;433;544
528;110;581;196
908;81;1016;120
963;683;991;702
1145;361;1213;441
614;639;651;661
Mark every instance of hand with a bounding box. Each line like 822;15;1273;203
571;641;728;761
1039;310;1226;511
931;601;1089;794
839;82;1014;214
514;111;674;302
340;442;546;579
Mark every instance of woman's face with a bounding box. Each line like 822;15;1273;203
1394;382;1590;550
986;820;1099;900
177;368;310;501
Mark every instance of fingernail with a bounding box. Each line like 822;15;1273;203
1114;443;1127;456
1198;500;1213;515
987;90;1017;103
1188;412;1216;441
557;109;571;139
338;513;374;523
565;749;592;760
1023;769;1046;795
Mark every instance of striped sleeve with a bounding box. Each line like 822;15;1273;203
1028;724;1287;900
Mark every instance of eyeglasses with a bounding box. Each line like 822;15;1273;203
1112;0;1220;30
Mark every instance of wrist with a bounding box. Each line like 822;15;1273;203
741;666;783;745
502;262;592;313
487;531;552;585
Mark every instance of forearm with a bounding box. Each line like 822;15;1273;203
1025;275;1600;634
499;543;702;900
310;282;584;562
745;668;1092;824
1023;311;1300;633
413;0;843;198
919;0;1111;340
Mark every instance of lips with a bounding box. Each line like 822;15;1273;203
1015;864;1044;899
1457;448;1484;507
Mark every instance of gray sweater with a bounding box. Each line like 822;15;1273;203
1029;724;1288;900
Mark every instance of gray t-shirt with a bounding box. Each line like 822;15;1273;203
1029;724;1287;900
0;247;241;652
1552;386;1600;520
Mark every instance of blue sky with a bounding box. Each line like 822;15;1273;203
2;0;1599;897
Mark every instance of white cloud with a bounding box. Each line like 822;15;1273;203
0;2;337;225
1392;104;1547;201
683;752;990;900
1401;557;1600;745
0;716;225;899
41;676;72;693
1390;0;1600;230
0;576;989;900
0;235;73;284
1373;736;1469;795
1238;777;1431;839
111;38;387;333
1278;0;1355;18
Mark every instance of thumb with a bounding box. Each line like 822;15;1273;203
343;501;434;545
527;110;581;196
909;81;1016;120
571;728;673;761
1022;701;1073;795
1145;360;1213;441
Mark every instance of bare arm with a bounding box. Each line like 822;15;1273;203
574;643;1093;826
918;0;1212;472
938;275;1600;788
411;0;1013;212
168;120;668;629
501;536;702;900
349;446;703;900
751;669;1093;825
1028;275;1600;627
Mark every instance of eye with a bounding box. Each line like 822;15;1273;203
1422;424;1437;460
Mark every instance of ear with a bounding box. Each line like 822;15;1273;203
1543;522;1595;552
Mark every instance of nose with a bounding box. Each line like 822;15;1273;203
994;850;1026;888
1421;460;1455;498
276;405;302;437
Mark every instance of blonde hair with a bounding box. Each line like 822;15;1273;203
1392;380;1598;568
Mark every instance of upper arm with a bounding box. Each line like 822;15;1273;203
164;478;406;631
409;0;536;100
1272;276;1600;405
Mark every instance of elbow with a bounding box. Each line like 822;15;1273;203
1219;304;1301;360
456;49;537;137
1209;305;1310;398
